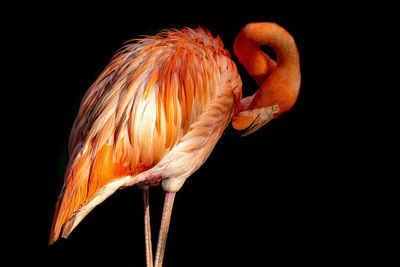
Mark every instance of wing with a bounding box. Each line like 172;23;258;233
49;28;242;244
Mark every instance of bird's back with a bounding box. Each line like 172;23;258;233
50;27;242;244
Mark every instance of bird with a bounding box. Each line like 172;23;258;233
49;22;300;267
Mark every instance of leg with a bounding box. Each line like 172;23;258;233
154;192;176;267
141;186;153;267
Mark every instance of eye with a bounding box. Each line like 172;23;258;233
272;105;279;113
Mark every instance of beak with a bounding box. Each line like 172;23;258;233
231;105;278;136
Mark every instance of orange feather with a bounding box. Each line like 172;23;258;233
49;27;243;244
49;23;301;267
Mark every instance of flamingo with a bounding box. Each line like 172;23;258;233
49;22;300;266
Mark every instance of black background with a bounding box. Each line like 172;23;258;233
7;1;377;266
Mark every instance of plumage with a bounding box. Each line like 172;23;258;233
50;27;242;244
49;23;300;267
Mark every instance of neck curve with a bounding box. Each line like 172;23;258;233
234;22;300;114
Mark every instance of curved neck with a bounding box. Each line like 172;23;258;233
233;29;277;85
244;23;299;66
234;22;300;114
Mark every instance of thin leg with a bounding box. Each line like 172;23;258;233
154;192;176;267
141;187;153;267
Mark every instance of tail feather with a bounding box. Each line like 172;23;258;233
49;142;148;245
60;176;136;239
49;175;145;245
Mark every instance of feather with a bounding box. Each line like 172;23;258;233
49;27;242;244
